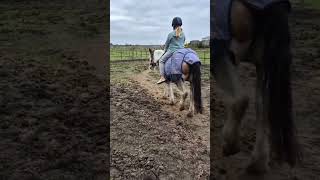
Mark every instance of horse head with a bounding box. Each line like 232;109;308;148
148;48;156;69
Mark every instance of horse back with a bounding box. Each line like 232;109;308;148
164;48;200;81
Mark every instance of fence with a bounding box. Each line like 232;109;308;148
110;47;210;64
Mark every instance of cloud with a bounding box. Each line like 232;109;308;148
110;15;134;22
110;0;209;45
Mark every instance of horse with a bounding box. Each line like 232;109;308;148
149;48;203;117
211;0;301;173
148;48;164;70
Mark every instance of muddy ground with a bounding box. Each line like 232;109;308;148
2;0;319;179
110;62;210;179
211;2;320;180
0;1;109;179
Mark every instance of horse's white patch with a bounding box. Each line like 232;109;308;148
153;50;165;63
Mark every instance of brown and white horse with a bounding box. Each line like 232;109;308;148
148;48;203;117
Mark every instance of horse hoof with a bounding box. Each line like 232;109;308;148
162;96;167;99
222;143;240;156
179;105;185;111
246;159;269;174
169;101;174;105
187;112;193;117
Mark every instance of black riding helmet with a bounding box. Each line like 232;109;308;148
172;17;182;29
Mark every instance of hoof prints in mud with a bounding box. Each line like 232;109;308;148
0;58;108;179
111;82;209;179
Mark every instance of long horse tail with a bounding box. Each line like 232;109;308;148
263;2;302;167
190;62;202;114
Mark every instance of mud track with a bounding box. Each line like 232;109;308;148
111;65;210;179
0;0;108;179
0;58;108;179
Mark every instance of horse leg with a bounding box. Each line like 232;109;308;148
212;42;250;156
247;64;270;173
187;81;194;117
168;82;175;105
212;38;250;156
212;0;252;156
176;80;188;111
162;82;169;99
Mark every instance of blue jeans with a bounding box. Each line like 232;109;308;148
159;51;174;76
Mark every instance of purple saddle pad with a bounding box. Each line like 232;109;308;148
164;48;200;80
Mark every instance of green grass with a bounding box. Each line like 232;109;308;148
111;60;210;85
110;46;210;64
110;61;147;84
111;48;150;61
302;0;320;9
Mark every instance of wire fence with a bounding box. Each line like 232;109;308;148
110;47;210;64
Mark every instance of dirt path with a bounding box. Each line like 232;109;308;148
211;4;320;180
134;70;210;146
110;65;210;179
0;1;109;179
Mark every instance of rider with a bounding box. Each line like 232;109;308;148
157;17;186;84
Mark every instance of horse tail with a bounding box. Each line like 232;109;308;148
263;3;301;166
190;62;202;114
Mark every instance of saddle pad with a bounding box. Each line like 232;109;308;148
164;48;200;80
213;0;290;40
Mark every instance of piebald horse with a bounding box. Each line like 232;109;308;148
212;0;301;173
148;48;164;70
149;48;203;117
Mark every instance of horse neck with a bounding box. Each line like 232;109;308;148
154;50;164;61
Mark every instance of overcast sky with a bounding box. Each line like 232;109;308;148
111;0;210;45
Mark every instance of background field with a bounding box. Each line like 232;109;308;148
303;0;320;9
110;46;210;64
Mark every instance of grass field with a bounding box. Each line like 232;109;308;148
110;46;210;64
303;0;320;9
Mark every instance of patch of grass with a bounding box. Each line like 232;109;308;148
111;48;149;61
110;61;147;84
302;0;320;9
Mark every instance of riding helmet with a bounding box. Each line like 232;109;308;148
172;17;182;28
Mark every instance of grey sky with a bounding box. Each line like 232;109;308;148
111;0;210;45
